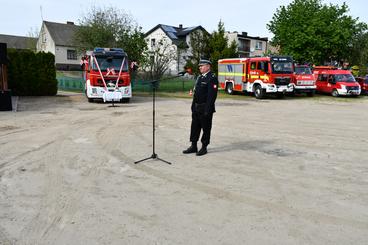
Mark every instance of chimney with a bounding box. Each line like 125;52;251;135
179;24;183;29
242;32;248;36
66;21;74;25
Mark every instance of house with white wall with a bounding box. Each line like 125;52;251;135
145;24;208;74
37;21;81;70
226;32;268;58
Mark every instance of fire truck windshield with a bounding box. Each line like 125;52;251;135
93;57;128;72
271;62;293;74
295;67;312;75
333;74;356;83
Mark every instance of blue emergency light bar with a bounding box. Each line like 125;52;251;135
94;47;125;53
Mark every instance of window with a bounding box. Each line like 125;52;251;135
151;38;156;47
257;62;264;70
239;39;250;52
318;74;328;81
67;50;77;60
334;74;355;83
257;62;269;73
271;62;293;74
92;57;128;72
295;67;312;75
264;62;269;73
328;75;335;83
255;41;263;50
250;62;257;70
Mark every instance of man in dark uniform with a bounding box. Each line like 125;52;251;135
183;59;219;156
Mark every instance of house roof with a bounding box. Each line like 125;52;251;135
145;24;208;46
0;34;37;49
235;32;268;42
43;21;79;47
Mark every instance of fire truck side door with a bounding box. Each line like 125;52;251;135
317;74;328;92
257;62;263;79
327;75;335;93
249;62;257;82
257;61;269;82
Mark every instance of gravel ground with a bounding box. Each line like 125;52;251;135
0;92;367;245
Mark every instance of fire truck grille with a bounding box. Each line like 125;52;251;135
347;86;359;91
275;77;291;86
97;79;123;85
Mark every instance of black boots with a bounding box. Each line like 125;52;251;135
183;143;198;154
183;143;208;156
196;145;207;156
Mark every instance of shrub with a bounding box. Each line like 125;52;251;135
7;49;57;96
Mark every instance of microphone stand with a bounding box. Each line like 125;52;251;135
134;73;186;165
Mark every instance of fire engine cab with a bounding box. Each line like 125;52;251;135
218;56;294;99
293;64;316;96
84;48;131;103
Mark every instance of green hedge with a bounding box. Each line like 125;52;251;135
7;49;57;96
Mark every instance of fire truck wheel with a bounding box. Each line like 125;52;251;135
225;83;234;95
332;89;339;97
307;91;315;97
254;85;265;99
88;98;94;103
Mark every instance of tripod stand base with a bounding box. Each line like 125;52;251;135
135;153;172;165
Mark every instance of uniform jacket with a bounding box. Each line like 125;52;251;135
191;71;219;114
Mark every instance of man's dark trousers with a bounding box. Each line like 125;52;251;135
190;110;213;146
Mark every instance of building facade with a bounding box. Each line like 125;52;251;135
37;21;82;70
226;32;268;58
145;24;208;74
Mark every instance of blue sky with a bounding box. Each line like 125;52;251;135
0;0;366;39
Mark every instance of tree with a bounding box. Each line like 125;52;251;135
185;21;237;75
208;21;238;74
142;38;177;80
267;0;367;65
348;31;368;74
74;6;147;64
185;30;211;75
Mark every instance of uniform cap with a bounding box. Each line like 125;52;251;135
199;59;212;65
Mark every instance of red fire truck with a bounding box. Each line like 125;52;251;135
84;48;131;103
218;56;294;99
314;67;361;97
293;64;316;96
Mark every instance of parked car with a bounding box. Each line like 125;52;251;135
314;68;361;97
356;76;368;95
